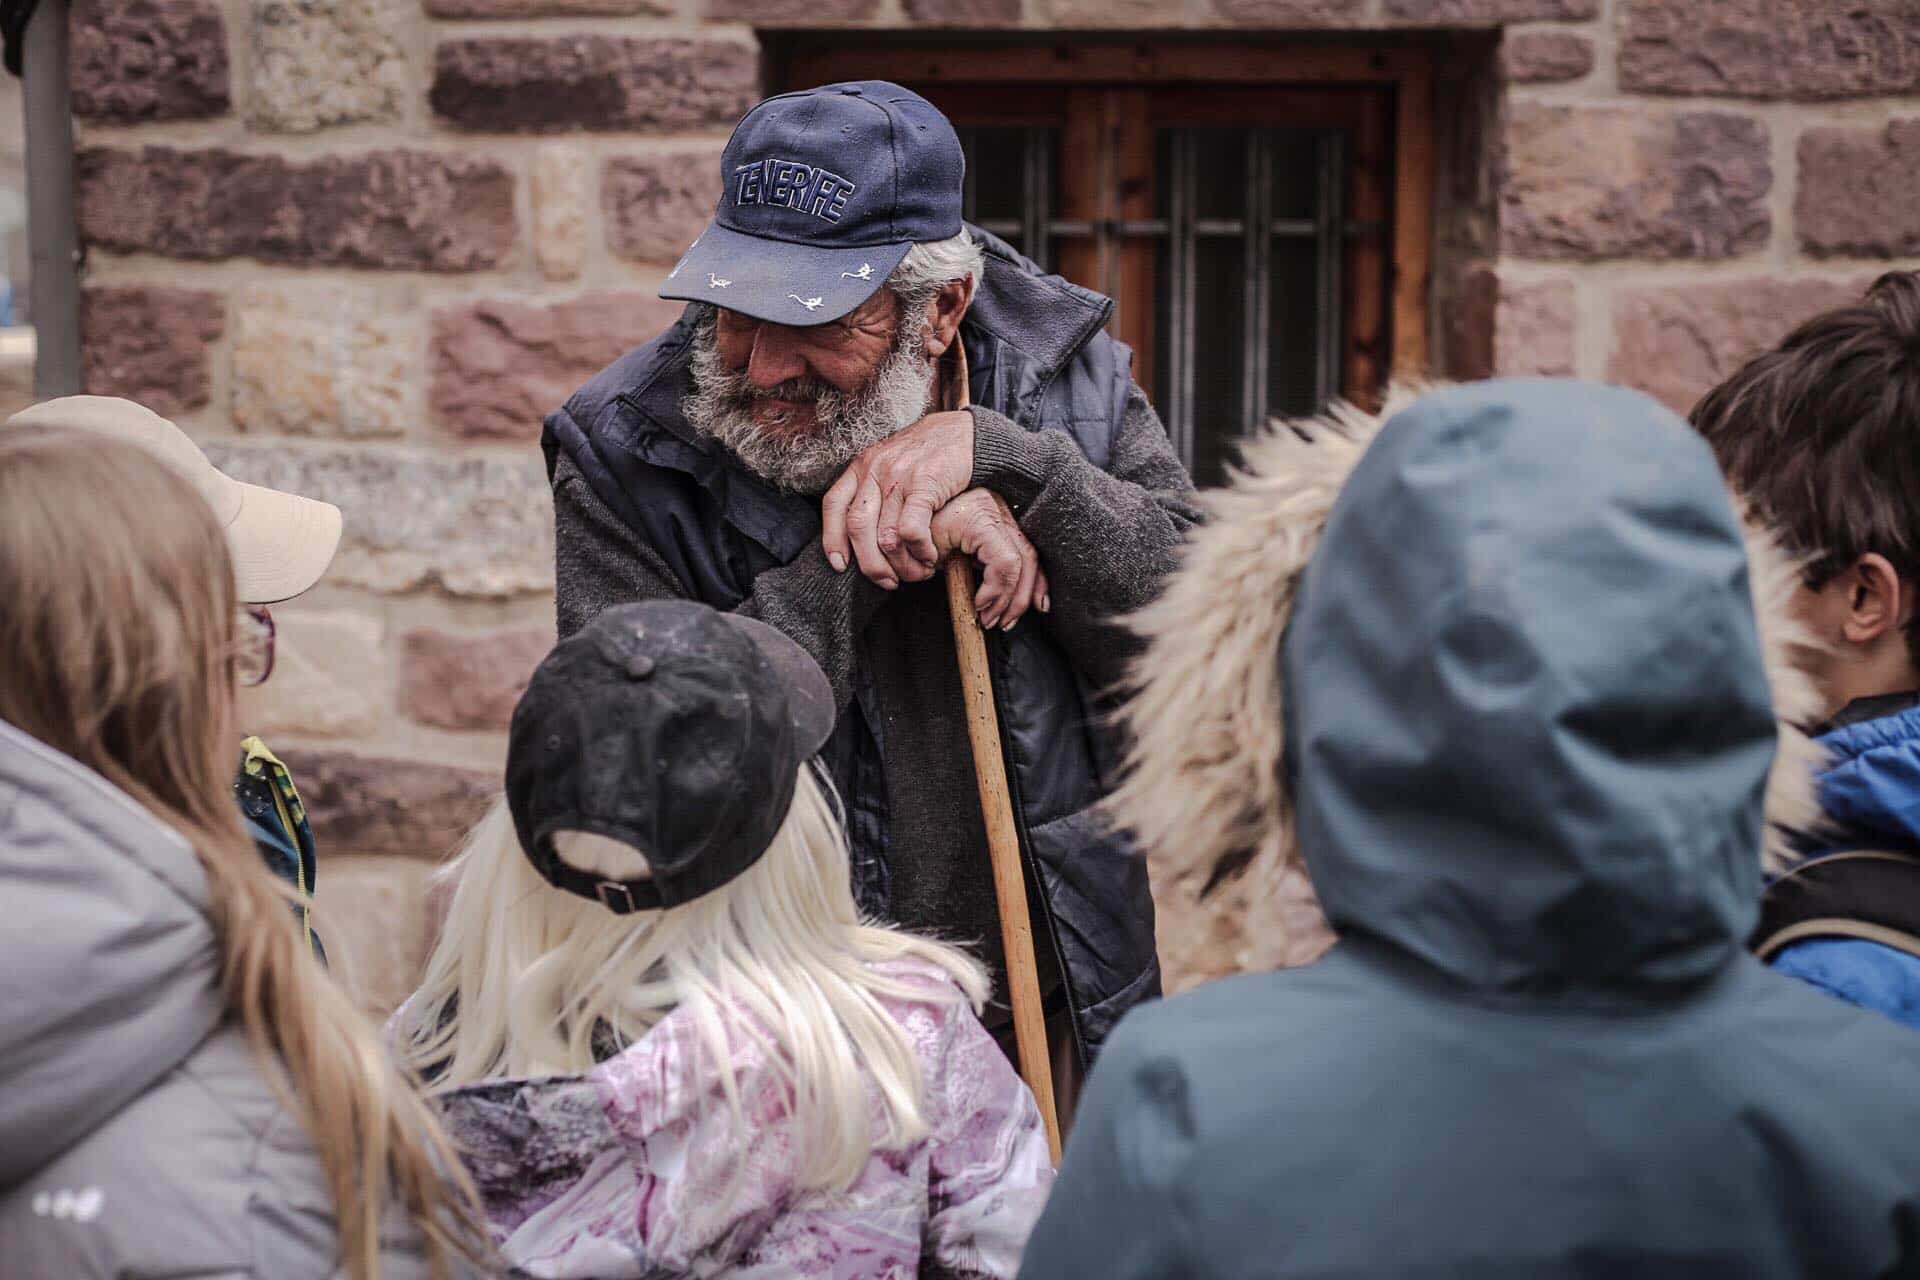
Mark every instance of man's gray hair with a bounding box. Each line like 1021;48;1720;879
888;227;985;308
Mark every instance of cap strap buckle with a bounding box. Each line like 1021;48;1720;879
596;880;640;914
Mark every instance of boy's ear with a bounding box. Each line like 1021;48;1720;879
1840;552;1912;645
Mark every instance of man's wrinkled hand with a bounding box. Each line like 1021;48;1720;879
930;489;1049;630
821;409;974;588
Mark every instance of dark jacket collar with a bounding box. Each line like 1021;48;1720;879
1826;690;1920;732
963;225;1114;383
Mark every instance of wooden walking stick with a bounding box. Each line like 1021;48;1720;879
939;339;1065;1162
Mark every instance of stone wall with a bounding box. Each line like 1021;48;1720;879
68;0;1920;1007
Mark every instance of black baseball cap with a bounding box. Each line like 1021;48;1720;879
505;601;836;914
658;80;965;326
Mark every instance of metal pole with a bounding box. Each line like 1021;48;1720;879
23;0;79;398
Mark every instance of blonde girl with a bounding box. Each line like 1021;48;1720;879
393;600;1053;1278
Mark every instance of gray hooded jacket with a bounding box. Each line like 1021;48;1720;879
1020;381;1920;1278
0;717;462;1278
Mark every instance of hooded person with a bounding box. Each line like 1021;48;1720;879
390;599;1055;1279
1017;379;1920;1278
0;430;489;1279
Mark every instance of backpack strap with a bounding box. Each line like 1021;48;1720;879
1751;850;1920;962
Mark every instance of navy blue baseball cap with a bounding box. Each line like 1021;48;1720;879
659;81;965;326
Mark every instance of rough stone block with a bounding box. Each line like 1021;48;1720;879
427;0;667;13
71;0;229;123
1609;277;1864;415
77;147;517;272
203;441;555;597
430;293;682;441
604;150;721;266
1213;0;1366;20
902;0;1021;22
533;144;590;283
430;36;758;134
232;285;416;438
1495;278;1578;378
706;0;880;17
282;748;498;860
236;608;385;739
1501;105;1771;261
1501;30;1594;83
79;285;225;418
1386;0;1596;19
247;0;408;133
1044;0;1207;21
1449;268;1576;380
312;856;436;1017
1621;0;1920;100
400;627;554;731
1798;122;1920;259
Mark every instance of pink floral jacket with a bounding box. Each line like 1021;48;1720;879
427;960;1055;1279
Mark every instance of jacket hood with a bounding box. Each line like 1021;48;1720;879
1113;380;1826;991
0;718;224;1185
1814;704;1920;853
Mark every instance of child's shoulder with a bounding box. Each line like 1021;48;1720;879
865;954;978;1012
863;955;993;1051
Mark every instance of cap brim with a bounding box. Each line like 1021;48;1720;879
659;222;914;326
225;481;344;604
720;612;837;757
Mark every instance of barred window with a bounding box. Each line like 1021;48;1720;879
778;43;1433;486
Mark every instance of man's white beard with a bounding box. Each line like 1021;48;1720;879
683;310;937;496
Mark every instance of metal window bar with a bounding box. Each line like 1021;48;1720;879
1313;131;1346;410
1022;129;1052;272
1166;133;1197;469
959;128;1058;271
1242;132;1274;441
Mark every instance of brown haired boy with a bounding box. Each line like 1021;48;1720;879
1692;270;1920;1029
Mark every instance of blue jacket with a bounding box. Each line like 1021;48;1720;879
1021;382;1920;1279
1767;699;1920;1030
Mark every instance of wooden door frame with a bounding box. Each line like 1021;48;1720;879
778;40;1436;384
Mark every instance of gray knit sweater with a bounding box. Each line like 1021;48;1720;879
551;386;1199;1021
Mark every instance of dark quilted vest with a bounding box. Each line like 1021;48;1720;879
543;228;1160;1063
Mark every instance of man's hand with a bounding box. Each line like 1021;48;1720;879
822;409;974;588
930;489;1049;630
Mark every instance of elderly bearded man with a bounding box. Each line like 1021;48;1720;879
544;81;1197;1097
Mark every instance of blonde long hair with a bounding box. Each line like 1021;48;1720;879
0;430;487;1280
396;764;990;1193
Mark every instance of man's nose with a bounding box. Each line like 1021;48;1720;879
745;324;808;391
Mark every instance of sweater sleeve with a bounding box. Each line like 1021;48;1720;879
968;384;1201;694
550;454;884;711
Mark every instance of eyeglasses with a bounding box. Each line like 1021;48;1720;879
236;605;276;688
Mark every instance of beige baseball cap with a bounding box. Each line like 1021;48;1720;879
5;396;343;604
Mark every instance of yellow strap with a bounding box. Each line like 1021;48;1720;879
239;733;287;772
242;735;315;950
